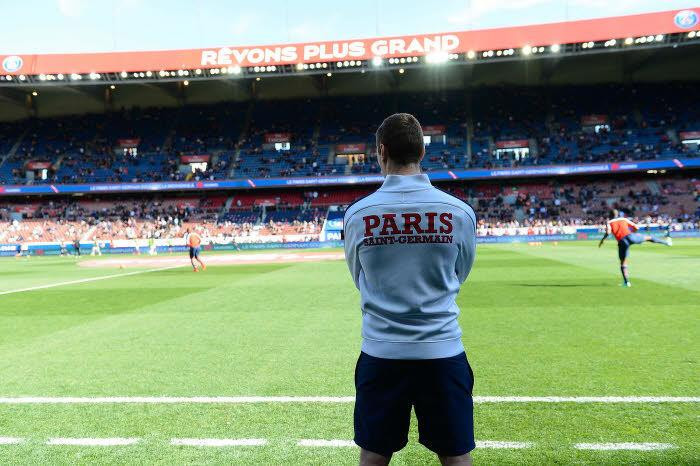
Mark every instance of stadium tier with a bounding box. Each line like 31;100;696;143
1;83;699;186
2;175;697;248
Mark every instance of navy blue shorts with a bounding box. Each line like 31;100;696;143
618;233;645;261
354;351;475;457
189;247;200;259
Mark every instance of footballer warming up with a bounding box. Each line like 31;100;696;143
598;209;672;287
185;228;206;272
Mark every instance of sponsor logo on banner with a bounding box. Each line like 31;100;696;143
117;138;140;148
264;132;292;143
336;143;366;154
180;154;211;163
581;114;608;126
25;161;53;170
2;55;23;72
675;10;698;28
679;131;700;140
422;125;446;135
495;139;529;149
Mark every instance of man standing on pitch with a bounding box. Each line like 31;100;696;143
343;114;477;465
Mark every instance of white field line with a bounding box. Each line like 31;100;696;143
46;437;139;446
297;439;357;447
575;442;675;451
0;437;24;445
477;441;533;449
0;265;183;296
0;395;697;404
171;438;266;447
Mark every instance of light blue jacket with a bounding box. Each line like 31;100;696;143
343;174;477;359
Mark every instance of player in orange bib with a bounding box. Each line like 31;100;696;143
185;228;206;272
598;209;671;287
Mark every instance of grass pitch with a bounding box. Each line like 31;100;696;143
0;240;698;465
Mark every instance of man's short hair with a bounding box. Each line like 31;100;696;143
375;113;425;166
609;209;619;219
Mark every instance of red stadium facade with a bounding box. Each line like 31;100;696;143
1;9;698;76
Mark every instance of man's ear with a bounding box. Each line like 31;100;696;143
378;144;386;164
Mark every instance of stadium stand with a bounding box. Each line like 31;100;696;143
1;84;699;186
1;175;697;245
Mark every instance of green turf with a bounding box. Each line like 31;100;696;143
0;240;698;465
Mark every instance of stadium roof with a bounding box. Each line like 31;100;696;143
0;8;698;86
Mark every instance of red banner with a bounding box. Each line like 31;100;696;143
581;115;609;126
496;139;529;149
13;204;39;214
254;198;278;206
25;161;52;170
336;143;367;154
679;131;700;140
180;154;211;163
422;125;446;136
0;10;694;75
264;133;292;143
117;138;140;148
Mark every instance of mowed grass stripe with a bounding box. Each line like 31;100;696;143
46;437;139;446
0;265;183;296
0;396;697;404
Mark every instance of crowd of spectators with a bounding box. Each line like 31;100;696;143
1;84;699;186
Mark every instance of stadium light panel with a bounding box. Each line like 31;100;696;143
110;85;115;89
146;71;152;77
625;37;633;45
57;73;64;80
255;77;260;81
467;50;476;59
195;69;202;75
31;91;37;96
39;74;46;81
689;31;696;38
372;56;383;67
655;34;664;42
398;68;404;74
550;44;561;53
296;63;304;70
232;65;241;74
120;71;127;78
326;72;332;77
5;75;11;80
426;50;449;64
522;45;532;55
69;73;79;80
183;80;189;86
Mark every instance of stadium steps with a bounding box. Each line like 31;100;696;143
465;118;473;162
222;196;235;216
647;180;661;195
228;101;255;178
0;127;29;171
